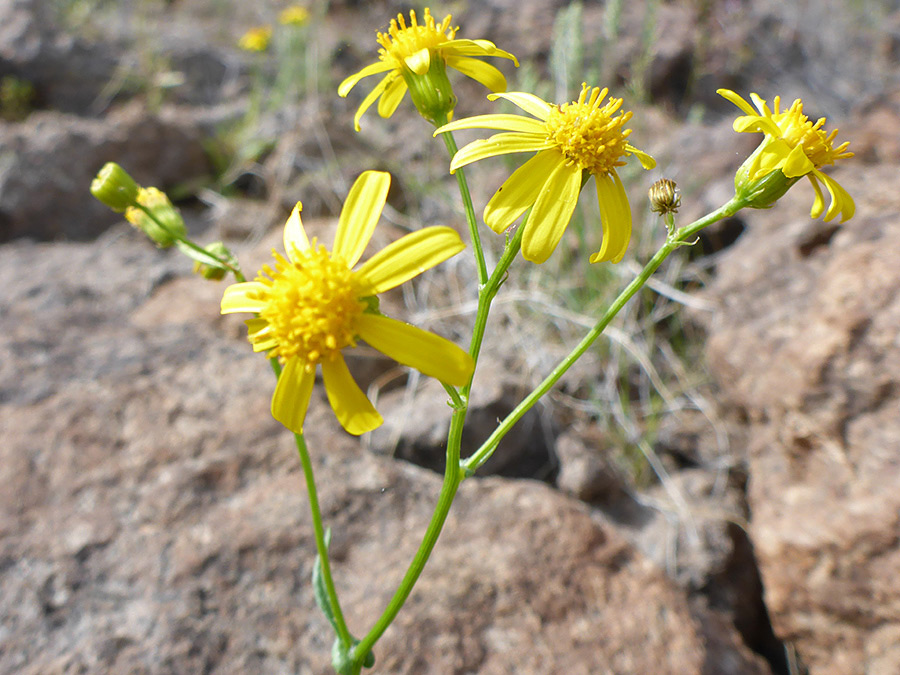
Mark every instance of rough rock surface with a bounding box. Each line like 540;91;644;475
0;104;211;242
702;161;900;675
0;0;117;113
0;226;771;674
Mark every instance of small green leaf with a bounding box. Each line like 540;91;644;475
175;240;229;268
312;528;338;632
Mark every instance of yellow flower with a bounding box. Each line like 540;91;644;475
239;26;272;52
435;84;656;264
279;6;310;26
221;171;474;436
338;8;518;131
718;89;855;222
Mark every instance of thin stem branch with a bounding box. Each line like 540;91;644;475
434;118;488;286
350;201;528;670
462;198;742;473
267;359;352;649
135;203;245;281
352;435;463;661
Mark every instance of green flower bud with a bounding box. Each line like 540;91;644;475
192;241;237;281
733;142;801;210
402;55;458;126
90;162;140;212
125;187;187;248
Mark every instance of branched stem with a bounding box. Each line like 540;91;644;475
463;197;742;472
135;204;245;281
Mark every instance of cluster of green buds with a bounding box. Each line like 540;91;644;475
90;162;241;281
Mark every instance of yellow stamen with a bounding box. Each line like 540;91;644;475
376;8;456;67
544;84;633;176
770;97;854;168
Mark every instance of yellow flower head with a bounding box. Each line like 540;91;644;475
221;171;474;436
338;8;518;131
239;26;272;52
718;89;855;222
279;6;310;26
435;84;656;264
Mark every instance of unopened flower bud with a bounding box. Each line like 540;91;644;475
91;162;140;212
125;187;187;248
192;241;237;281
648;178;680;215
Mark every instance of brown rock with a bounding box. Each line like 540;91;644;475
0;102;210;242
0;226;770;674
702;162;900;674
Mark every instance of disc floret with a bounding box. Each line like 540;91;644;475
252;245;366;367
545;86;633;177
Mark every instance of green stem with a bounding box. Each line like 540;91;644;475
462;197;742;473
435;119;488;287
267;359;352;650
296;430;353;647
466;223;525;368
352;430;464;662
135;204;245;281
350;183;528;671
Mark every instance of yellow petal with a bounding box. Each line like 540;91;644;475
752;139;792;179
283;201;309;264
352;73;393;131
338;61;394;97
245;317;271;339
487;91;553;120
782;144;815;178
749;92;773;116
626;145;657;170
483;149;561;233
333;170;391;267
321;354;382;435
221;281;267;314
449;132;552;172
271;356;315;434
446;56;507;92
356;314;474;387
717;88;757;117
355;226;465;295
434;113;546;136
732;114;765;134
812;170;855;222
377;76;407;118
520;159;581;264
442;39;519;66
246;318;276;352
251;337;279;353
808;172;826;219
590;171;632;264
404;47;431;75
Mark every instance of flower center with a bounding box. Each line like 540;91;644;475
771;97;853;168
253;245;365;366
544;85;634;176
376;8;456;67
